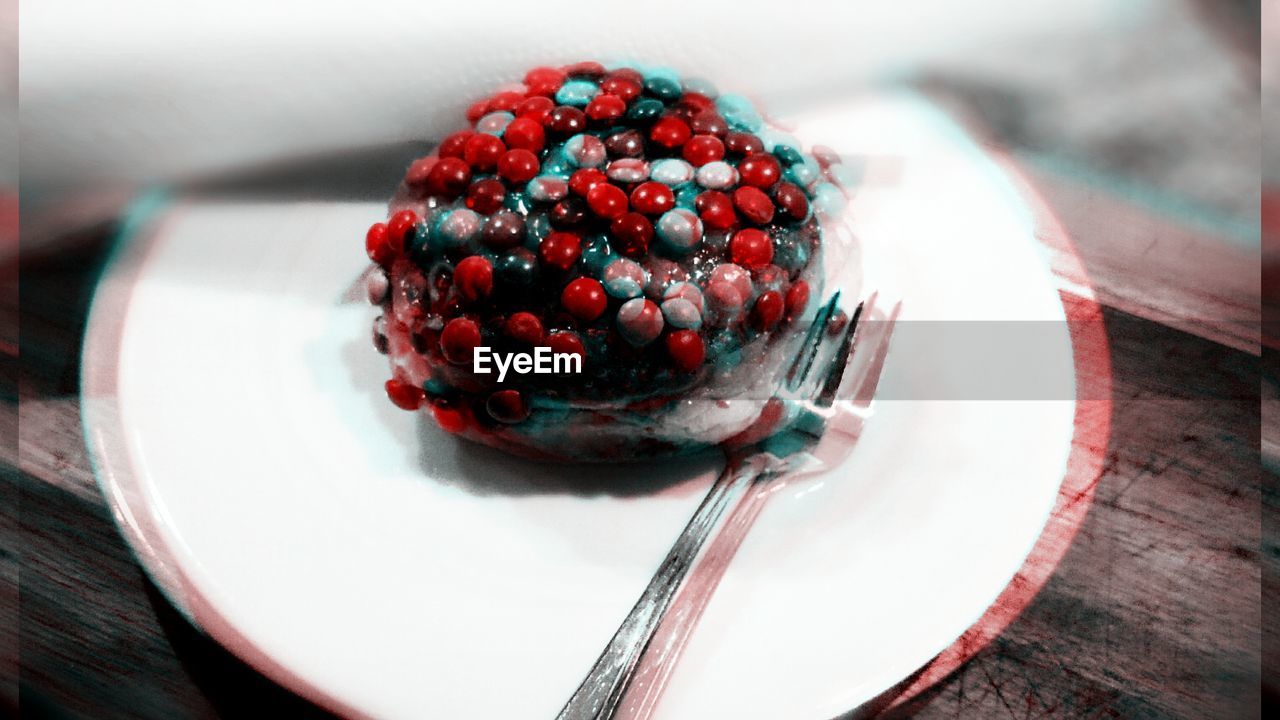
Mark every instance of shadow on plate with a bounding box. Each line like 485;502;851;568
415;413;722;499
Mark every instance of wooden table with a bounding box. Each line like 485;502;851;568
3;148;1264;718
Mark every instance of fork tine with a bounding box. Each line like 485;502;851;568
845;298;901;408
784;291;840;391
811;298;867;408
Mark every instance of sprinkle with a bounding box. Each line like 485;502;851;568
555;79;599;107
606;158;651;184
526;176;569;202
434;208;481;247
650;158;695;186
787;156;821;188
661;297;702;330
603;258;648;299
616;298;665;346
695;161;739;190
564;134;607;169
476;111;515;136
812;182;847;217
655;209;703;254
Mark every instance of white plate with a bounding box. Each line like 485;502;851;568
83;94;1080;719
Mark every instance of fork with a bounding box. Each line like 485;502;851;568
557;291;897;720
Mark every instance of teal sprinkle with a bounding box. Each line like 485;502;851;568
645;76;682;101
716;95;763;132
812;182;847;216
773;144;804;166
423;377;450;396
581;234;615;274
526;213;551;248
410;222;435;259
555;79;598;107
626;98;664;123
787;157;821;188
643;65;681;85
756;129;798;152
674;184;699;210
540;151;574;178
715;94;754;115
503;189;529;212
773;231;810;270
723;109;763;133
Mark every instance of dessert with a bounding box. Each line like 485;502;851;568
364;62;857;461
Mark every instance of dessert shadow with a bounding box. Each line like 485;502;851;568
414;413;721;498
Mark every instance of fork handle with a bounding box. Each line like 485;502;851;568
556;456;766;720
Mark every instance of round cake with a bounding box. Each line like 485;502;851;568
364;61;857;461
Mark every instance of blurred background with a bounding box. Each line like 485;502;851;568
11;0;1261;244
5;1;1268;718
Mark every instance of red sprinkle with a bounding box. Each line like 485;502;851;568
690;111;728;137
505;312;546;345
465;99;490;124
569;168;608;197
440;317;483;364
438;130;473;159
425;157;472;199
732;186;775;225
386;210;419;250
405;156;438;186
463;134;506;172
610;212;654;258
487;91;525;113
773;182;810;221
454;256;494;303
585;94;627;124
561;277;607;321
724;131;764;156
385;378;426;411
695;191;737;230
465;178;506;215
738;153;781;188
486;389;530;423
750;290;784;331
729;228;774;268
516;96;555;124
539;231;583;271
546;330;586;363
431;399;470;433
503;117;546;153
586;183;629;219
497;148;540;183
682;134;725;167
679;93;716;113
365;222;395;267
666;330;706;372
546;106;587;136
562;61;607;79
629;182;675;216
524;66;566;97
649;116;692;149
600;72;643;102
785;280;811;319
